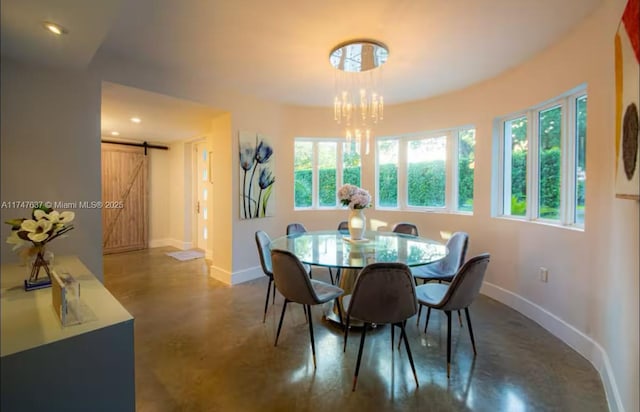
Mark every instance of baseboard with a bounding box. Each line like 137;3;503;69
230;266;264;285
149;239;194;250
481;281;623;412
209;264;232;285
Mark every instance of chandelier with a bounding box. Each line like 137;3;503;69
330;40;389;154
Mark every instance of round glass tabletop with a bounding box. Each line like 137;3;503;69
269;230;447;269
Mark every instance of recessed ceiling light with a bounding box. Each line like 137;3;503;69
111;131;120;136
130;117;141;123
42;21;68;36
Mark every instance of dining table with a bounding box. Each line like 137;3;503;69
269;230;448;326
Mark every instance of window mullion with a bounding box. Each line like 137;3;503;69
528;110;539;220
398;138;407;209
502;123;512;215
312;142;319;209
449;131;458;211
561;98;575;225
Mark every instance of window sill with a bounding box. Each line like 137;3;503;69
493;215;584;232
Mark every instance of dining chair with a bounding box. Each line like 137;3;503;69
392;222;419;236
415;253;490;378
343;262;419;391
329;221;350;285
271;249;344;369
285;223;315;279
286;223;307;236
255;230;312;323
337;220;349;233
412;232;469;325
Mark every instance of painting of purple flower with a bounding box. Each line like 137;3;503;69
239;131;276;219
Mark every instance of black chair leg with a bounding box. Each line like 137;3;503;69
275;299;289;346
352;323;369;391
446;311;452;378
328;268;335;285
458;310;463;327
343;315;351;353
416;305;423;327
272;280;276;304
400;322;419;388
424;307;432;334
335;297;344;325
263;278;272;323
391;323;395;352
307;305;317;369
335;268;341;284
397;320;406;350
465;308;477;355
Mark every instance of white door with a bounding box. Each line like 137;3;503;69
195;142;211;252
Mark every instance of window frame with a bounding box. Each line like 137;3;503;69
494;86;587;228
293;137;362;210
374;126;476;213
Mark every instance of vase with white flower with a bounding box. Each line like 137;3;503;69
338;184;371;240
5;206;75;291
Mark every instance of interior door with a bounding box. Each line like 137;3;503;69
195;142;211;251
101;143;148;254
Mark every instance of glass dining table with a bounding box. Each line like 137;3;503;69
269;230;448;326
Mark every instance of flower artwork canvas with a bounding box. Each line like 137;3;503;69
239;131;276;219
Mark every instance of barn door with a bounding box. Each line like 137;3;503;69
101;143;148;254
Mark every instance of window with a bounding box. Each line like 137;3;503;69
294;139;361;209
495;88;587;227
375;126;476;212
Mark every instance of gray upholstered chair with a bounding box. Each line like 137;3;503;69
415;253;490;378
255;230;311;323
285;223;314;279
343;262;419;391
391;222;419;236
271;249;344;368
286;223;307;235
412;232;469;325
255;231;278;323
337;220;349;233
327;221;350;285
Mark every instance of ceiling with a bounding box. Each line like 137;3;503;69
1;0;603;140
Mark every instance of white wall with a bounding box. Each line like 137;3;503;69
147;145;171;247
1;59;103;280
277;2;638;411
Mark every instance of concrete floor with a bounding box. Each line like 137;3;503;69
104;247;607;412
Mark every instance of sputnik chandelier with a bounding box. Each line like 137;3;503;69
330;39;389;154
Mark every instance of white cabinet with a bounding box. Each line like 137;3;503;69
1;256;135;412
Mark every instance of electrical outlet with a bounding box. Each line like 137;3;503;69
539;267;549;283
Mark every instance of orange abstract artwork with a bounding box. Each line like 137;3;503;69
615;0;640;199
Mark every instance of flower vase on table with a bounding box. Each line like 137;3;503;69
5;205;75;291
26;247;54;290
348;209;367;240
338;184;371;241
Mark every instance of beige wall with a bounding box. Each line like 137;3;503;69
0;59;103;280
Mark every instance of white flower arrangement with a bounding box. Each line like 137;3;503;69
338;184;372;210
5;206;75;252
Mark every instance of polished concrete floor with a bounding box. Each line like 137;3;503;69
104;247;607;412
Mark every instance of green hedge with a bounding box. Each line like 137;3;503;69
294;149;560;212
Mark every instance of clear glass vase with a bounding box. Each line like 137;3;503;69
25;247;54;290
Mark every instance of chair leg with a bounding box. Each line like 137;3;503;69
275;299;289;346
272;280;276;304
328;268;335;285
416;304;422;327
446;311;452;378
400;321;419;388
390;323;395;352
335;268;341;284
308;268;313;279
263;278;272;323
343;315;351;353
307;305;317;369
397;320;406;350
458;310;463;327
424;307;432;334
335;297;344;325
465;308;477;355
352;323;369;391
